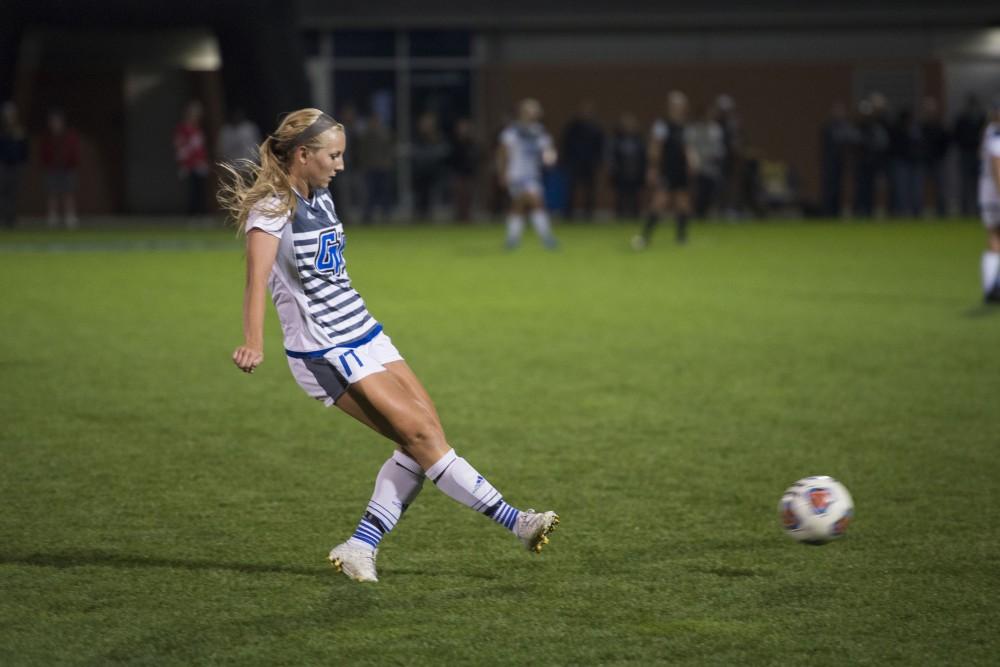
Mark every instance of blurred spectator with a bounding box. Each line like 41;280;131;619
487;115;512;218
40;109;81;228
760;159;798;213
740;146;765;218
953;94;986;217
173;100;209;216
217;107;261;167
411;111;449;220
0;101;28;228
448;117;480;223
869;92;893;215
333;104;363;218
919;97;950;217
853;99;889;218
820;102;853;217
357;113;395;224
561;100;604;220
608;112;645;219
888;108;921;217
686;105;725;219
715;94;745;219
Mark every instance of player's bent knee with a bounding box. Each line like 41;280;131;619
396;416;444;453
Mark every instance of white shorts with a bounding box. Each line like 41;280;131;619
508;177;543;199
981;201;1000;229
287;331;403;407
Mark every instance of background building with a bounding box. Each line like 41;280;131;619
2;0;999;216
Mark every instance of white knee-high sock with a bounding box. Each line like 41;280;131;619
506;214;525;246
348;450;425;550
982;251;1000;293
530;209;554;241
425;449;521;532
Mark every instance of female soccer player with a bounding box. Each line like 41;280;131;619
979;97;1000;304
219;109;558;583
497;98;559;250
632;91;693;249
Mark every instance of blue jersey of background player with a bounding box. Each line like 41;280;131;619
220;108;559;583
497;98;558;250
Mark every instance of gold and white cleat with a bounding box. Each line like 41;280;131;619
514;510;560;554
328;542;379;582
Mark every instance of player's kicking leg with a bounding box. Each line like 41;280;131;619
333;369;558;581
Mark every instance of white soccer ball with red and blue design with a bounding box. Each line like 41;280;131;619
779;476;854;545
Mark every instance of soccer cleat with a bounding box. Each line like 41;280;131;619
985;285;1000;305
514;509;560;554
328;542;379;582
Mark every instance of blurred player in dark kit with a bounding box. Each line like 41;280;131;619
633;91;693;249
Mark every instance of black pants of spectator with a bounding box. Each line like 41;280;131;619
958;150;980;217
452;174;474;223
614;183;642;220
364;169;392;223
821;158;844;217
0;164;19;227
694;173;718;219
564;168;597;220
854;164;877;217
890;158;921;217
186;172;207;216
921;160;947;217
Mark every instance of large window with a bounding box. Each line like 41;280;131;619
304;29;480;216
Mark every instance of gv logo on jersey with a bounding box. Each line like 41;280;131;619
314;228;345;275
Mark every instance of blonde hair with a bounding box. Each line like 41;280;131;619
217;108;344;233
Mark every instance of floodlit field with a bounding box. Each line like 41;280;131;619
1;220;998;665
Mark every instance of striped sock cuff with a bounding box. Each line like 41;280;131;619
488;500;520;532
349;517;385;549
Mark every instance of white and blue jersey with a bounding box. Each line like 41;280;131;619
247;188;381;357
981;123;1000;228
500;122;553;196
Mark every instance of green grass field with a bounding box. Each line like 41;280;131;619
2;220;998;665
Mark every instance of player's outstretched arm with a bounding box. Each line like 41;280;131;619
233;229;279;374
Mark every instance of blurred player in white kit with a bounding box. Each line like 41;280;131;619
979;96;1000;304
497;98;559;250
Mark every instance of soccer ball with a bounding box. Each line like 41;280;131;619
779;476;854;545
